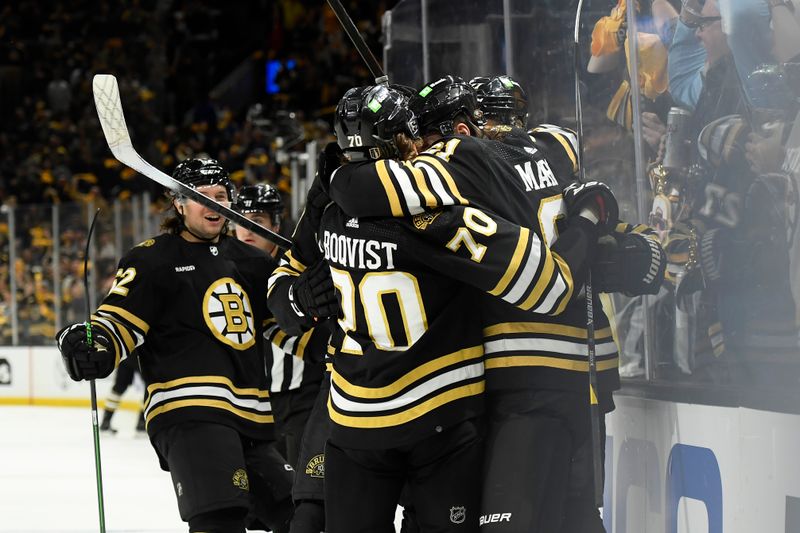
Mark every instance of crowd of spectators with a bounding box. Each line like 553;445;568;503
585;0;800;384
6;0;798;390
0;0;387;344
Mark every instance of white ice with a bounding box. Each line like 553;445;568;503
0;405;405;533
0;406;183;532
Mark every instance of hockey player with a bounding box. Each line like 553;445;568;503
301;83;607;532
55;158;293;533
324;76;663;532
470;73;665;531
265;158;339;533
232;183;329;469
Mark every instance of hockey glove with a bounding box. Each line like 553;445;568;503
593;232;666;296
289;260;338;320
318;141;345;191
562;181;619;234
56;323;115;381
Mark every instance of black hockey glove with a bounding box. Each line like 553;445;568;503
289;260;338;320
562;181;619;234
318;141;345;192
55;323;115;381
593;232;666;296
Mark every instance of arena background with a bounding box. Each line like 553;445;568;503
2;0;800;531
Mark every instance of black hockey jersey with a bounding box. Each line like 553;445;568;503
90;233;277;441
262;318;329;393
319;202;571;449
327;130;620;393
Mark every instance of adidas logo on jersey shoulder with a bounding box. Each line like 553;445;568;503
345;217;359;228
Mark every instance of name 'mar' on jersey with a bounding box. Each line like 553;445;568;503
89;234;277;443
327;130;619;394
319;201;574;449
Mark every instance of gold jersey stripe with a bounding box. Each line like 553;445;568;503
272;265;300;278
90;321;122;368
97;304;150;334
551;131;578;173
284;250;307;273
489;227;530;296
551;252;574;315
483;322;614;340
331;345;483;399
145;398;274;426
402;161;438;207
518;245;555;311
485;355;619;372
295;329;314;359
415;155;468;205
327;381;484;428
272;329;288;347
93;314;137;353
376;160;404;216
145;375;270;399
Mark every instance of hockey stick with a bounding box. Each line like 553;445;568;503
83;208;107;533
574;0;605;508
326;0;389;85
91;74;292;250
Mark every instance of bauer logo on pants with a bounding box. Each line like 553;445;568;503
450;506;466;524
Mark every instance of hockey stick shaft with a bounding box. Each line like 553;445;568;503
574;0;604;508
91;75;292;250
326;0;388;85
84;208;106;533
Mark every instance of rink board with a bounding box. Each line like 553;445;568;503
0;346;142;409
606;395;800;533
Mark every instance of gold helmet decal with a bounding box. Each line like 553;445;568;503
203;277;255;350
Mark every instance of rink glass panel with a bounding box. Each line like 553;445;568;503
386;0;800;399
1;194;162;347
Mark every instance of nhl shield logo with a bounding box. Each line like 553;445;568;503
450;506;466;524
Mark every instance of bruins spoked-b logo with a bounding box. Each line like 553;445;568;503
203;277;255;350
232;469;249;491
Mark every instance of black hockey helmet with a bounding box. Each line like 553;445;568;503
234;183;283;226
334;84;419;161
469;75;529;128
411;75;484;137
171;157;236;202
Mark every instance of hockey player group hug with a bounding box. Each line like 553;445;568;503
56;75;666;533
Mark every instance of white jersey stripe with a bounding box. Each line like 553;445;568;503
503;236;542;305
387;159;425;215
416;160;456;206
93;314;145;349
483;337;618;358
532;273;567;314
331;362;483;413
289;356;305;389
145;385;272;417
270;344;285;392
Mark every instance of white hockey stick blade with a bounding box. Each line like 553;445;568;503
92;74;291;250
